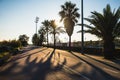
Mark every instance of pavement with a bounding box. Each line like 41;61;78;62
0;46;120;80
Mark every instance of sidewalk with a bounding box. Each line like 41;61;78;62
0;47;119;80
0;47;87;80
71;51;120;80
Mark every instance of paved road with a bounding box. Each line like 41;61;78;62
0;46;120;80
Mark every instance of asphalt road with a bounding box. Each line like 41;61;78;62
0;46;120;80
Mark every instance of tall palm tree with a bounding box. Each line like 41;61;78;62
78;4;120;58
59;1;80;51
41;20;50;47
49;20;65;49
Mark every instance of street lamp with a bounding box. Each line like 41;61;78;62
81;0;84;54
35;16;39;34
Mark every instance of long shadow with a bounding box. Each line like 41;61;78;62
70;52;120;80
20;46;40;53
84;55;120;71
110;59;120;65
9;47;48;62
0;49;67;80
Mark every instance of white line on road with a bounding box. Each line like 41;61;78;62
103;68;119;74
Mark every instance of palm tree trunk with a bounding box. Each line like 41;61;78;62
54;29;56;49
103;37;115;59
47;31;49;47
69;36;71;52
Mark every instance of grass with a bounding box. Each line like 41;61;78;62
0;52;9;59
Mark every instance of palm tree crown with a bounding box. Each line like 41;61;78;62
49;20;65;49
78;4;120;58
59;1;80;36
59;1;80;51
81;4;120;39
41;20;50;46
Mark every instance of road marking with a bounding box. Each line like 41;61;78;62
103;68;119;74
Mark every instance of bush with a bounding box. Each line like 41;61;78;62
51;46;120;57
0;52;9;59
0;40;22;65
0;52;10;66
0;46;10;53
0;40;21;53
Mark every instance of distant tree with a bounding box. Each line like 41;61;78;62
38;27;46;46
78;4;120;58
0;40;21;53
32;33;39;46
41;20;50;46
10;40;21;48
59;1;80;51
19;34;29;46
49;20;65;49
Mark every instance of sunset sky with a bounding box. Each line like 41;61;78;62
0;0;119;43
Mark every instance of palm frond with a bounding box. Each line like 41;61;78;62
77;29;102;38
113;21;120;38
38;27;46;35
78;4;120;40
59;11;65;22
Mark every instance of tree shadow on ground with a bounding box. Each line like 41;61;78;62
0;49;67;80
9;47;48;62
84;53;120;65
84;55;120;71
19;46;41;53
69;52;120;80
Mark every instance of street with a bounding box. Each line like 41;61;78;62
0;46;120;80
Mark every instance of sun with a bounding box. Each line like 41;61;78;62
55;20;64;27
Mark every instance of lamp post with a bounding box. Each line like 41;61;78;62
81;0;84;54
35;16;39;34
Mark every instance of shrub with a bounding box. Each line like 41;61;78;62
0;40;21;53
0;52;10;66
9;40;21;49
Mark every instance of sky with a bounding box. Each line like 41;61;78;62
0;0;120;44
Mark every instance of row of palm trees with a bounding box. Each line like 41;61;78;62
39;20;65;49
38;1;80;51
35;1;120;59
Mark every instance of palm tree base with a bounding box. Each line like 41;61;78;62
103;53;115;59
104;56;115;59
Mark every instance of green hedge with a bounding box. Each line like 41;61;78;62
0;40;22;66
48;45;120;56
0;40;21;53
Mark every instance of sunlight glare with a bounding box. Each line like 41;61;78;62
55;20;64;27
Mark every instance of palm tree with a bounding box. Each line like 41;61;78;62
41;20;50;47
38;27;46;46
49;20;65;49
78;4;120;58
59;1;80;51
